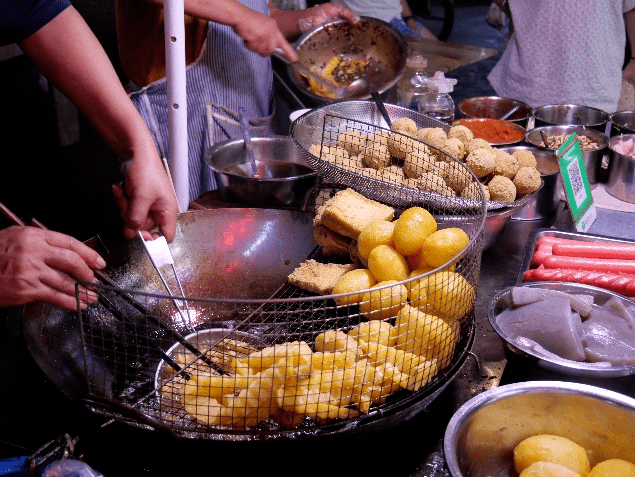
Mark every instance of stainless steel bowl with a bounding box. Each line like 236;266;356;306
438;204;519;250
533;103;610;131
444;381;635;477
488;281;635;377
606;133;635;203
499;146;561;220
609;110;635;136
204;135;318;208
525;125;608;184
458;96;532;127
287;17;408;103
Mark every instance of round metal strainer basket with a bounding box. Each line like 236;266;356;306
290;100;537;211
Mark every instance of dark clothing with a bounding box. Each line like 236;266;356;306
0;0;70;45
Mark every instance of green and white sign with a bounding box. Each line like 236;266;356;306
556;133;596;232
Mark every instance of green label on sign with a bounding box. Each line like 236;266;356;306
556;133;596;232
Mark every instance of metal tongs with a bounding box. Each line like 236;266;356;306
138;231;194;332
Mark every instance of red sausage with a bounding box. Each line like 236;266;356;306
536;236;587;248
524;266;635;296
543;255;635;274
531;243;553;266
552;242;635;260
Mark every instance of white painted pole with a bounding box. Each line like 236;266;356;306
164;0;189;212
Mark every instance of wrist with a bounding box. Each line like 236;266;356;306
402;15;415;23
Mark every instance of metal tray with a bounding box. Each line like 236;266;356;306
489;282;635;378
516;228;635;285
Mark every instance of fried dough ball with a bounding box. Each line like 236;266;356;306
336;130;368;155
513;166;542;194
441;137;466;161
436;161;472;192
336;155;365;173
361;142;392;169
465;137;492;154
492;148;520;179
402;149;437;179
391;117;418;137
388;132;420;159
358;167;384;180
448;124;474;144
378;165;405;183
513;149;538;168
323;151;363;172
417;128;447;161
368;130;390;147
417;172;456;196
488;175;516;202
309;143;350;161
460;181;490;201
465;148;496;178
417;127;447;144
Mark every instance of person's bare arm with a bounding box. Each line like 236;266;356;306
19;6;178;241
623;8;635;85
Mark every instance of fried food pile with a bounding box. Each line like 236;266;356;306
305;55;370;99
163;194;474;431
308;118;542;203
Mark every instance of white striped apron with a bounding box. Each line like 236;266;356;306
128;0;275;201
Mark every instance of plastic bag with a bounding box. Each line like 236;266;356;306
41;459;103;477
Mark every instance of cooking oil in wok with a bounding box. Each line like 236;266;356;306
222;160;314;179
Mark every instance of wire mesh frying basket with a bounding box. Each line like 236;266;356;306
74;102;486;441
290;100;537;211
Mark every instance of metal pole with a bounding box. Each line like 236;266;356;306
164;0;189;212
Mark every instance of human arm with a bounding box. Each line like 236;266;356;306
400;0;437;40
18;6;178;242
0;226;106;311
623;8;635;85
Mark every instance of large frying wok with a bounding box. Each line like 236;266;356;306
22;208;473;441
22;209;315;400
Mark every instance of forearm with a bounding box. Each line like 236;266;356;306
20;6;158;164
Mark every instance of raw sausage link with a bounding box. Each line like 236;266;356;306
524;266;635;296
543;255;635;274
552;242;635;260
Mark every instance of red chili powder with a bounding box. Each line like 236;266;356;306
458;119;524;144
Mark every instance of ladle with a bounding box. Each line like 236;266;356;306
273;49;367;99
499;104;520;120
239;107;258;177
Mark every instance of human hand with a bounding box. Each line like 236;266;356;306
113;158;179;243
297;3;360;33
233;8;297;60
623;59;635;86
0;226;106;311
